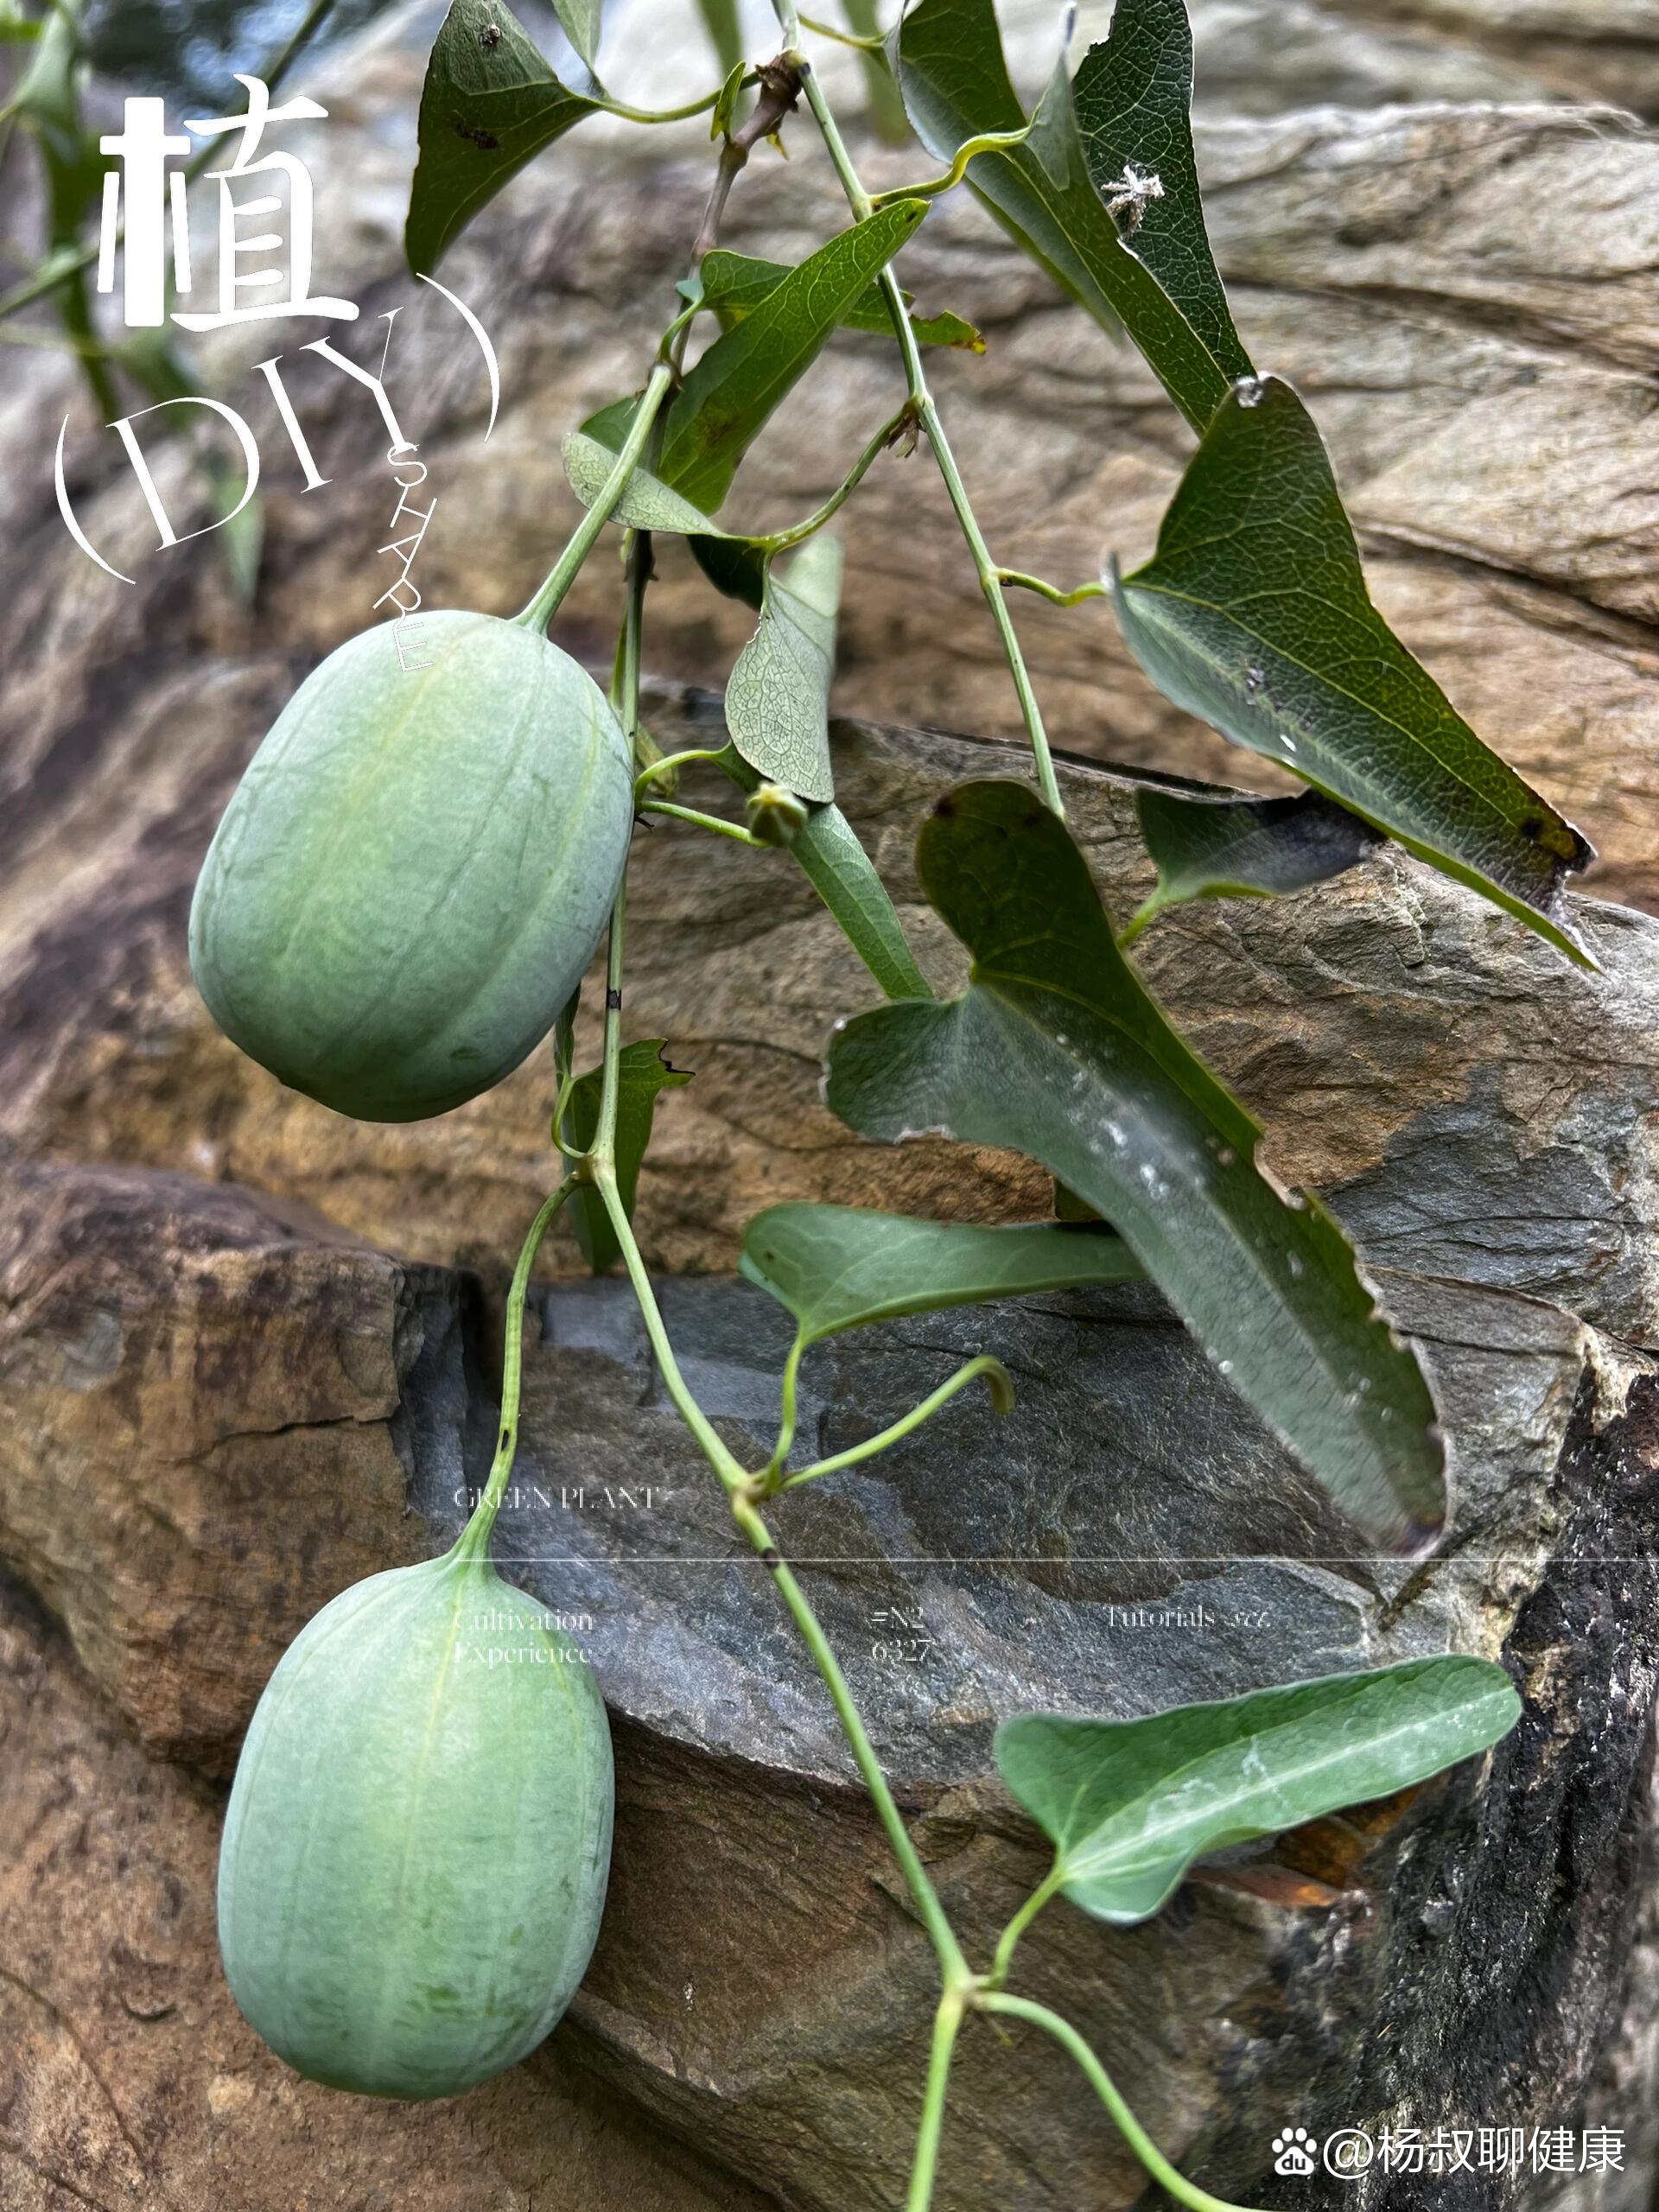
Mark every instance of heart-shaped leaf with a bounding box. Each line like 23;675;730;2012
1072;0;1251;405
1131;786;1382;931
405;0;600;275
725;536;842;803
1114;374;1593;962
696;251;984;353
741;1204;1141;1344
562;431;737;538
658;200;930;514
996;1655;1521;1924
895;0;1236;431
560;1041;691;1273
825;780;1445;1547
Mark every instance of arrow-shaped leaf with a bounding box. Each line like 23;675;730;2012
824;780;1445;1547
1114;375;1593;961
895;0;1235;431
696;250;985;352
405;0;600;275
560;1040;691;1273
1130;786;1382;932
724;537;843;803
658;200;930;514
1072;0;1252;397
996;1655;1521;1925
741;1204;1142;1344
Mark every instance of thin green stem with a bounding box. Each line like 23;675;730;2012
634;747;729;799
731;1489;970;1981
779;1355;1012;1489
870;125;1031;207
597;1172;749;1489
791;53;1064;817
601;86;724;124
987;1861;1065;1989
798;10;884;48
760;401;913;552
766;1332;808;1478
518;363;674;632
977;1995;1268;2212
998;567;1109;608
906;1986;969;2212
454;1179;577;1560
1116;896;1165;949
640;798;767;846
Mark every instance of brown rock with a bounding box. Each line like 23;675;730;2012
0;1580;775;2212
0;1159;470;1773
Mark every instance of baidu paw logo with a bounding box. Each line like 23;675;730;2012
1273;2128;1320;2177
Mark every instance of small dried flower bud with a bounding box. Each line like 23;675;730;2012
746;782;809;847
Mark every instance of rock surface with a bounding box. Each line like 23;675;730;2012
0;1576;775;2212
0;1158;467;1774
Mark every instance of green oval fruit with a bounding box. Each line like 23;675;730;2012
217;1548;613;2101
189;612;632;1122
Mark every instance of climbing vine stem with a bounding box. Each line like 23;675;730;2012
454;1176;575;1560
479;67;1262;2212
980;1995;1268;2212
785;34;1065;817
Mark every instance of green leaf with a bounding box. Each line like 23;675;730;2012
696;251;985;352
725;536;842;803
741;1204;1141;1345
996;1656;1521;1926
562;431;737;537
824;781;1445;1548
694;0;744;79
16;8;100;232
656;199;929;513
1132;786;1382;927
721;752;934;999
693;532;769;610
561;1042;691;1274
550;0;602;73
405;0;600;276
710;60;746;140
1072;0;1252;396
1114;375;1593;962
895;0;1234;431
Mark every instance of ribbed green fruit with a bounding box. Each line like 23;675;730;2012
217;1548;613;2101
189;611;632;1122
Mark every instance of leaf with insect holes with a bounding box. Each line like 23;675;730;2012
724;537;842;803
1113;375;1593;962
996;1656;1521;1925
1071;0;1252;410
1131;786;1382;927
693;251;984;352
825;780;1446;1548
405;0;600;276
560;1042;691;1273
562;432;739;538
721;753;933;1000
741;1205;1141;1346
895;0;1234;431
656;200;929;513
